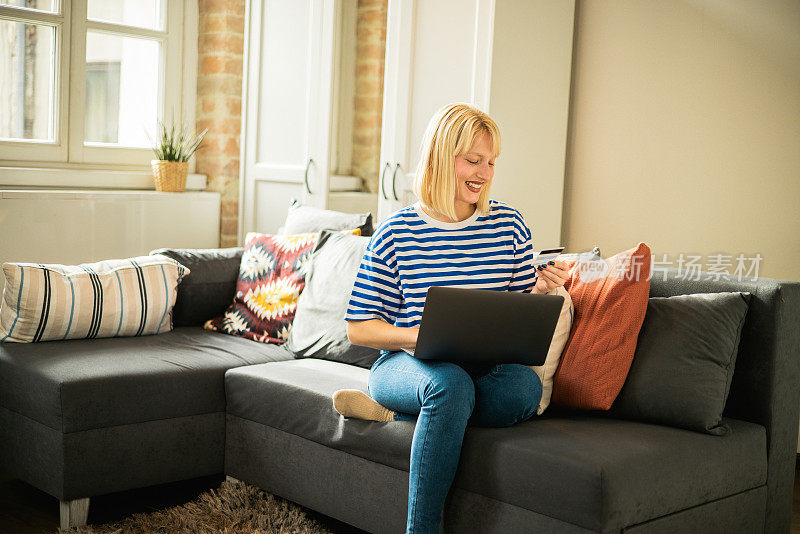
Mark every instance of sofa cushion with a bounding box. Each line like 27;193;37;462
529;286;572;415
610;292;751;435
0;255;189;343
0;326;293;433
278;199;374;237
553;242;652;410
150;247;243;327
204;232;320;344
225;359;767;532
285;230;381;368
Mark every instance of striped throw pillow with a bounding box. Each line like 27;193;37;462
0;255;190;343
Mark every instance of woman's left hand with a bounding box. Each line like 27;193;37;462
534;260;570;293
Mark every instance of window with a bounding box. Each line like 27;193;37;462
0;0;194;174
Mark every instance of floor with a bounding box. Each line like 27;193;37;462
0;471;365;533
1;463;799;533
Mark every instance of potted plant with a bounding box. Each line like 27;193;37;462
150;121;207;192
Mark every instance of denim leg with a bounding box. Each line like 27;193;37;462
368;352;475;534
470;364;542;428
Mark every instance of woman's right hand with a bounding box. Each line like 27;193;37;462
346;319;419;352
533;260;570;293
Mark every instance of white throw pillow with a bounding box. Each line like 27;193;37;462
0;255;189;343
530;286;573;415
278;199;373;236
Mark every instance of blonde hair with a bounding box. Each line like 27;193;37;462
413;103;501;221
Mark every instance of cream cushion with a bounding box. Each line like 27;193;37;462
530;286;573;414
0;255;189;343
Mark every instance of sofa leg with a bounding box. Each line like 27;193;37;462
59;498;89;530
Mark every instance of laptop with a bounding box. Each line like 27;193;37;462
410;286;564;366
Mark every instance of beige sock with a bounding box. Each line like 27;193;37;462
333;389;395;422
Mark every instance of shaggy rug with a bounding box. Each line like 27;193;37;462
67;480;334;534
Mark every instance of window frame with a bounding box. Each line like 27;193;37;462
0;3;70;163
0;0;197;184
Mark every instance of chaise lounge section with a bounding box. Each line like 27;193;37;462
0;327;293;529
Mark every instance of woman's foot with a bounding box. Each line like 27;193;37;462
333;389;395;422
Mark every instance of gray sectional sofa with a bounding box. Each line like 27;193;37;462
1;245;798;533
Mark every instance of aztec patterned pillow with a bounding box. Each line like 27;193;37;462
0;255;190;343
204;232;325;343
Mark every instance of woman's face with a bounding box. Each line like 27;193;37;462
454;133;495;212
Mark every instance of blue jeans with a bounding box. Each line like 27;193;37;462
368;352;543;534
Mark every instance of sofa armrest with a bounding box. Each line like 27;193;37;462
649;268;800;533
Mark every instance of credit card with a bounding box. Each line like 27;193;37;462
534;247;565;266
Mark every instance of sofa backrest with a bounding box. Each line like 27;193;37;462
150;247;245;327
649;268;800;533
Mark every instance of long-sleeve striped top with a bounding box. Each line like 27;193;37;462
345;199;538;333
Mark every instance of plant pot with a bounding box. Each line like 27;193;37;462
151;160;189;192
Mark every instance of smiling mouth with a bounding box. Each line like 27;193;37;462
465;180;484;193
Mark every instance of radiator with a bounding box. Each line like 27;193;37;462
0;190;221;279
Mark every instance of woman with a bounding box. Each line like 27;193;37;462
337;103;569;534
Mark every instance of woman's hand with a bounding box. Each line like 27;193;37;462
533;260;570;293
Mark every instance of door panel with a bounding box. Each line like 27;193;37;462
378;0;493;222
255;1;312;166
254;181;303;235
240;0;336;240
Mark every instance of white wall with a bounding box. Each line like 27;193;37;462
563;0;800;281
0;191;220;280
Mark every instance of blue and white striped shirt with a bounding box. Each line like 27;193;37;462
345;200;538;330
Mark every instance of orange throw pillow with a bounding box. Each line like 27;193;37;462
551;243;652;410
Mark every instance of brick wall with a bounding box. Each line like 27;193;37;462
352;0;388;193
195;0;245;247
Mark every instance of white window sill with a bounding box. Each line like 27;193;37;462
0;166;207;191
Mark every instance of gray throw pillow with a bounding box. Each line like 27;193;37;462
285;230;380;368
278;199;373;236
610;292;751;435
150;247;243;327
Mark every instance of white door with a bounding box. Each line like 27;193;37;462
239;0;337;238
377;0;495;222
